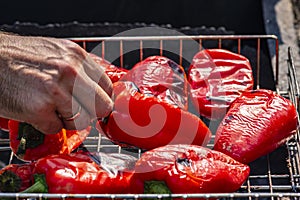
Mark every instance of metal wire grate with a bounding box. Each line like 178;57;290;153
0;35;299;199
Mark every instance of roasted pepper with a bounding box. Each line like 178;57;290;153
121;55;189;110
0;152;137;199
130;144;250;196
32;152;136;199
214;89;299;164
0;162;35;193
99;81;211;150
9;120;91;161
188;49;254;120
89;53;128;83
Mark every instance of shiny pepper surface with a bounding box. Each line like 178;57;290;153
99;81;211;150
188;49;254;120
214;89;299;164
89;53;128;83
0;163;35;192
9;120;91;161
131;144;250;196
121;55;189;110
33;152;136;197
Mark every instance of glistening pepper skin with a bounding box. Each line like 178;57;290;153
89;53;128;83
33;152;137;199
9;120;91;161
0;163;35;192
121;55;189;110
0;152;137;200
214;89;299;164
130;144;250;197
99;81;212;150
188;49;254;120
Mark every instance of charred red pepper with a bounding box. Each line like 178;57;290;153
0;152;137;199
214;89;299;164
99;81;211;150
32;152;136;198
131;144;250;196
188;49;254;120
9;120;91;161
121;55;189;110
0;162;35;192
89;53;128;83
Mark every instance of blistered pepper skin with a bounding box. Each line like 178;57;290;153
89;53;128;83
188;49;254;120
214;89;299;164
0;163;35;192
121;56;189;110
9;120;91;161
100;81;212;150
131;144;250;195
33;152;137;198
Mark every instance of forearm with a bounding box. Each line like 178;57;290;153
0;33;113;133
0;33;63;121
0;33;25;117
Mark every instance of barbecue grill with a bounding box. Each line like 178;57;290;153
0;33;299;200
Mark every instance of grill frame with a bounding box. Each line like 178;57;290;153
0;34;299;200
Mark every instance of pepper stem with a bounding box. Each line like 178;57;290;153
0;170;22;192
16;123;45;157
20;174;48;193
144;181;171;200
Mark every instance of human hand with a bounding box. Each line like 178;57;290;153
0;33;113;134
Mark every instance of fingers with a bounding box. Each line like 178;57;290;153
60;39;113;97
83;54;113;96
30;112;64;134
44;72;113;131
39;39;113;130
60;101;91;131
61;52;114;119
2;37;113;134
44;79;93;131
72;73;113;119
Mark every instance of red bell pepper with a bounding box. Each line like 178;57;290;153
130;144;250;196
9;120;91;161
89;53;128;83
188;49;254;120
0;152;137;199
0;162;35;192
214;89;299;164
99;81;212;150
121;55;189;110
32;152;136;199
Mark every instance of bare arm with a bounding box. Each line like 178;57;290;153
0;33;113;134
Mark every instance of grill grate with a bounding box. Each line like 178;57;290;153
0;35;299;200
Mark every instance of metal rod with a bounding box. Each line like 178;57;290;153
160;39;163;56
83;41;86;50
101;41;105;59
179;39;183;66
120;40;123;68
238;38;241;54
266;154;274;200
275;38;280;86
140;40;143;61
256;38;261;89
68;35;278;42
1;192;300;199
199;39;202;51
